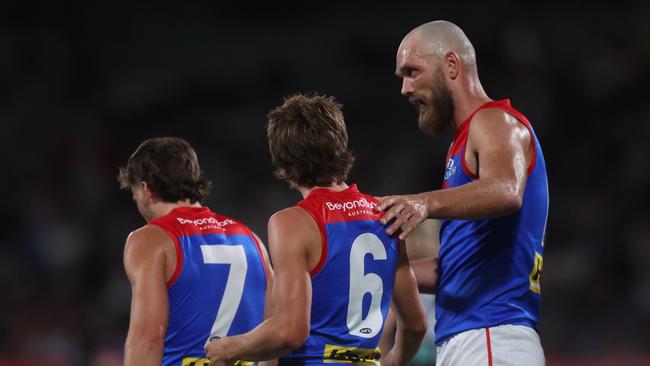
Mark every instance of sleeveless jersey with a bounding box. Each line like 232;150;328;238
149;206;268;366
436;99;549;344
279;185;399;365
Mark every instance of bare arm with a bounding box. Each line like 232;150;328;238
206;208;317;364
123;226;174;366
251;233;278;366
252;232;275;321
380;241;428;366
379;307;397;356
378;108;532;238
380;222;438;352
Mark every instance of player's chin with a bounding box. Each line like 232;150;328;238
417;110;431;129
417;114;442;137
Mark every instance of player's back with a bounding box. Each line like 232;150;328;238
279;184;398;365
149;206;268;366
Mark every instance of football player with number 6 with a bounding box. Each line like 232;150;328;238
205;94;427;366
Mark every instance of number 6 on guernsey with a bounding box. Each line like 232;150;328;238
346;233;387;338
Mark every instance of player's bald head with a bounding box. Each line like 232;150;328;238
400;20;476;67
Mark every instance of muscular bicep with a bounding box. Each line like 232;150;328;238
469;109;531;198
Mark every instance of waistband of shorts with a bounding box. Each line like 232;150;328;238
435;320;536;346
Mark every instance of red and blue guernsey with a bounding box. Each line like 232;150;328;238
279;185;398;365
149;206;268;366
436;99;549;344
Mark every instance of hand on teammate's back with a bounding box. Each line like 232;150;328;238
376;194;429;239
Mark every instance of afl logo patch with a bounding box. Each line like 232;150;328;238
360;328;372;334
444;159;457;180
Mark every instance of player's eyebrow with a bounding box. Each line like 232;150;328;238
395;66;411;78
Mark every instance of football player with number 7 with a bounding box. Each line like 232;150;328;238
119;137;273;366
205;94;427;366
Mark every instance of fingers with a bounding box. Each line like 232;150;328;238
205;342;220;363
376;196;396;212
205;340;235;366
380;201;405;225
386;208;413;236
378;196;411;235
377;194;428;239
397;215;423;240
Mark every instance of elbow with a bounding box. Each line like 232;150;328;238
283;336;308;351
401;312;428;337
501;192;523;215
490;178;524;216
409;318;428;337
277;324;309;350
125;329;165;355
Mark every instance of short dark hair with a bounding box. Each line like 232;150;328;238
118;137;211;203
266;93;355;188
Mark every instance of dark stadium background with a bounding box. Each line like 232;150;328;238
1;1;649;365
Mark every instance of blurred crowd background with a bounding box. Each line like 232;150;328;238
1;1;649;365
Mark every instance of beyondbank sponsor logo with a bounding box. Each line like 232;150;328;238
176;217;235;227
325;197;377;213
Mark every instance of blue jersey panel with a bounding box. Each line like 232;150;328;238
162;233;266;366
436;116;548;344
280;220;398;365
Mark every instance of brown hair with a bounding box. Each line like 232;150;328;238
266;93;355;188
117;137;211;203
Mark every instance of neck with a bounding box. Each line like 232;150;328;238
452;73;492;129
296;182;349;199
149;200;201;221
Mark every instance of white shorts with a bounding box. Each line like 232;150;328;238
435;324;545;366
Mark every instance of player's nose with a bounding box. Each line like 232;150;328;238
401;78;414;96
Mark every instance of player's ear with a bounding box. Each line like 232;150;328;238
444;51;460;80
141;181;155;202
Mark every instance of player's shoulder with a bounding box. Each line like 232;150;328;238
127;224;167;241
268;206;321;238
473;106;521;127
126;224;174;248
470;106;529;139
123;224;175;267
267;206;320;253
269;206;314;228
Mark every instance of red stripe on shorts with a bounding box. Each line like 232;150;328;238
485;328;493;366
